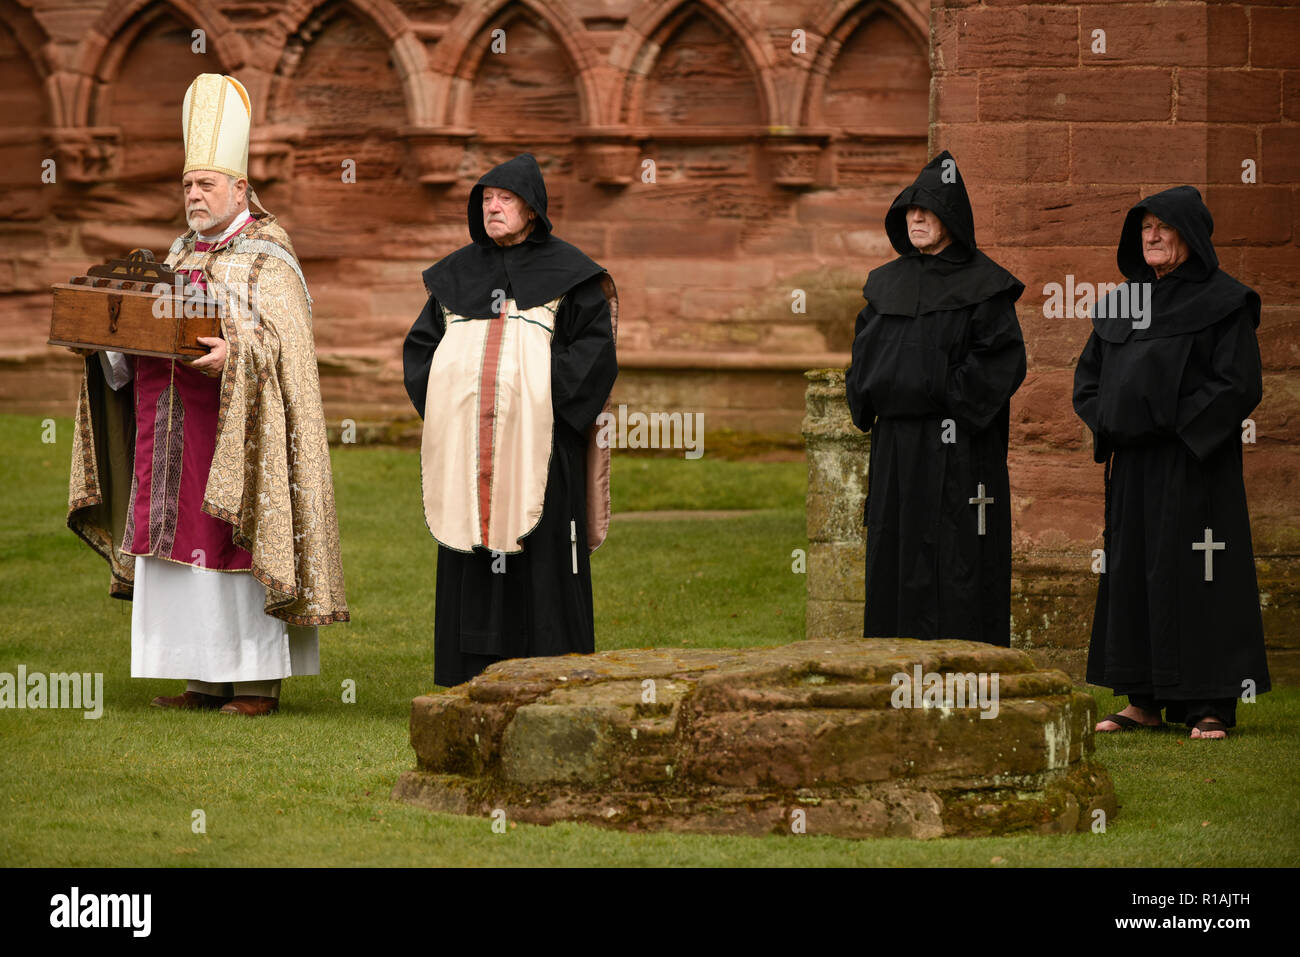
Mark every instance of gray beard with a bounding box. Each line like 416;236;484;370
187;197;237;233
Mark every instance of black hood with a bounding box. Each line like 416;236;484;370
1093;186;1258;342
865;151;1022;316
1116;185;1216;283
424;153;603;317
884;150;977;260
466;152;553;245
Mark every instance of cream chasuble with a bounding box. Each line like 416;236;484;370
421;297;560;554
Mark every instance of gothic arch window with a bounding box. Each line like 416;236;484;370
622;1;770;131
803;2;929;187
271;1;409;131
452;2;584;143
94;5;223;182
815;5;928;135
0;12;51;189
267;1;423;232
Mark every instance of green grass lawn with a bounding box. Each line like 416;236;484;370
0;414;1296;867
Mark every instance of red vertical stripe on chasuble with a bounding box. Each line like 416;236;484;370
477;308;507;547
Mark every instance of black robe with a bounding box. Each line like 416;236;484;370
403;153;618;687
1073;185;1269;708
846;151;1026;645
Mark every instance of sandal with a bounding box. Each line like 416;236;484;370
1097;712;1161;732
1191;718;1228;740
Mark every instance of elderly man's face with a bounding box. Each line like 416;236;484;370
482;187;536;246
183;171;246;234
1141;212;1189;278
906;205;950;255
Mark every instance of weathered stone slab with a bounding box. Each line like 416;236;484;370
393;638;1117;839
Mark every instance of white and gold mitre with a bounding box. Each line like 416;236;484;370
182;73;251;180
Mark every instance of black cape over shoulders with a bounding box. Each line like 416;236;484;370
846;151;1026;645
420;151;604;318
1072;185;1269;707
863;149;1023;317
402;153;618;687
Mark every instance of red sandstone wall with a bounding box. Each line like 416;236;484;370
929;0;1299;555
1;0;1295;558
0;0;932;434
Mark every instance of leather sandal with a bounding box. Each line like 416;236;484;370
1191;717;1228;739
1097;711;1161;732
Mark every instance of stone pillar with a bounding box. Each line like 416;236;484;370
802;368;867;639
800;366;1097;673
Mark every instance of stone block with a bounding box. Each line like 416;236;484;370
933;74;979;124
393;639;1118;839
1206;126;1264;184
983;185;1141;247
1286;72;1300;121
1179;69;1282;123
806;599;865;641
806;489;867;545
1239;246;1300;301
979;69;1173;123
1262;127;1300;185
935;123;1070;184
1080;5;1220;67
1069;124;1212;185
1258;307;1300;370
808;542;865;602
949;6;1079;70
1252;8;1300;69
1011;369;1088;450
1205;185;1292;245
609;222;743;258
500;702;625;786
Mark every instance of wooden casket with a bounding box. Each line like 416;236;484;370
49;249;221;359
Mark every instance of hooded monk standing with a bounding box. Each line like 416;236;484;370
1073;186;1269;740
845;150;1026;646
403;153;618;687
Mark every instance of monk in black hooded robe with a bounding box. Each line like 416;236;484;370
1073;186;1269;738
846;151;1026;645
403;153;618;687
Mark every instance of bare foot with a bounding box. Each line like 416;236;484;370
1096;704;1162;732
1190;718;1227;740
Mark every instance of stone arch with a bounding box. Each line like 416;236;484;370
0;0;55;188
66;0;249;129
613;0;778;129
268;0;433;127
0;0;51;68
0;0;54;113
800;0;929;131
260;0;433;239
435;0;599;131
60;2;233;182
267;1;412;131
0;0;56;108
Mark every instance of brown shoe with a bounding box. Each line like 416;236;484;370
219;695;279;717
151;689;231;710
